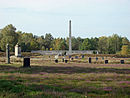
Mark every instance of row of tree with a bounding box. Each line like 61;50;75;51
0;24;130;54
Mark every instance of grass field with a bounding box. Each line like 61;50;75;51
0;58;130;98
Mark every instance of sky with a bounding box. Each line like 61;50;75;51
0;0;130;40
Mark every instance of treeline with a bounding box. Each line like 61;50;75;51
0;24;130;54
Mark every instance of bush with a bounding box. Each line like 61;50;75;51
121;45;129;55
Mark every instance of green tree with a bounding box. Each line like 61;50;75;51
98;36;108;54
80;38;92;50
36;36;45;50
53;38;62;50
30;39;39;50
71;37;83;50
41;46;45;50
122;37;129;45
0;29;2;51
90;37;99;50
0;24;18;51
77;37;83;50
107;34;122;54
19;33;33;51
59;39;67;50
44;33;54;50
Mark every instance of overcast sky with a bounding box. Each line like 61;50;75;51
0;0;130;40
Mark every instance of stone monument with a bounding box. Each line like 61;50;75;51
15;43;21;57
6;44;10;64
55;55;59;63
69;20;72;54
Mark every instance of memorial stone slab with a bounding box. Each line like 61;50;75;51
75;56;78;59
96;57;98;61
62;57;65;62
120;60;124;64
23;57;30;67
105;60;108;64
65;60;68;63
88;57;91;63
69;56;71;59
82;55;84;59
55;59;58;63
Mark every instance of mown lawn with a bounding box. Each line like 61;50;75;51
0;62;130;98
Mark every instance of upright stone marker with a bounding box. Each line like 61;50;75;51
105;60;108;64
62;57;65;62
69;56;71;59
69;20;72;54
15;43;21;57
120;60;124;64
96;57;98;61
75;56;78;59
65;59;68;63
55;55;58;63
55;59;58;63
23;57;30;67
88;57;91;63
6;44;10;64
82;55;84;59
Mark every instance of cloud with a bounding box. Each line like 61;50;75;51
0;0;129;13
0;0;86;11
1;0;129;11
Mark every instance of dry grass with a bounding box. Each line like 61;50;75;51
0;57;130;98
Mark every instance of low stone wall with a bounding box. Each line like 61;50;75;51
31;50;98;55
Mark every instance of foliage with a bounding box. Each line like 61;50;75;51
0;24;129;54
80;38;92;50
0;24;18;51
121;45;129;55
98;36;108;54
53;38;62;50
107;34;122;54
44;33;54;50
122;37;129;45
58;39;68;50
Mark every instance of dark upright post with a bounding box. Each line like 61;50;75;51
23;57;30;67
96;57;98;61
105;60;108;64
69;56;71;59
75;56;78;59
88;57;91;63
65;60;68;63
55;59;58;63
120;60;124;64
82;55;84;59
6;44;10;64
62;58;64;62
